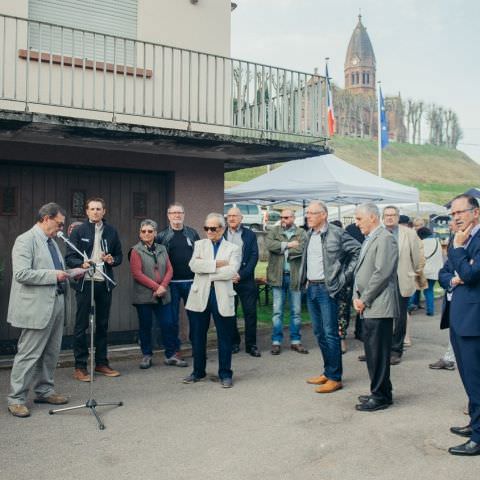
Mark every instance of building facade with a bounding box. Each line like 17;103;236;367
0;0;329;352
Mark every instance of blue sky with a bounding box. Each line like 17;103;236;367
231;0;480;162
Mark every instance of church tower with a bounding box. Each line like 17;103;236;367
344;15;376;95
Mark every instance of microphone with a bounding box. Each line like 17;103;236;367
57;231;89;262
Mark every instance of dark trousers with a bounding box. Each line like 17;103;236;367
363;317;393;403
135;303;176;358
188;289;235;380
391;294;410;357
74;281;112;369
233;279;258;348
170;281;194;348
450;328;480;443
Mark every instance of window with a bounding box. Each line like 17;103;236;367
71;191;86;217
0;187;17;215
247;205;259;215
351;73;355;85
133;192;147;218
238;205;249;215
28;0;138;64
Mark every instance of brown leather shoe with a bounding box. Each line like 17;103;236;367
290;344;309;354
315;380;343;393
271;344;281;355
8;404;30;418
95;365;121;377
73;368;91;382
306;374;328;385
34;394;69;405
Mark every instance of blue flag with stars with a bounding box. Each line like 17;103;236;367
379;87;389;149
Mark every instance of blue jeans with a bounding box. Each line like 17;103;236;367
188;289;235;380
170;281;194;349
135;303;176;358
306;283;342;381
423;279;436;315
271;273;302;345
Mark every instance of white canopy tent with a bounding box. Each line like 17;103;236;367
225;154;419;205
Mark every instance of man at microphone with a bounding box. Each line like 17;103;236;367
7;203;69;417
65;197;123;381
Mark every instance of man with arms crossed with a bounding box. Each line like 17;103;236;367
353;203;398;412
7;203;69;417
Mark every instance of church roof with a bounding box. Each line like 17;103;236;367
345;15;376;68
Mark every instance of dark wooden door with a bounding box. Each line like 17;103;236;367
0;162;168;345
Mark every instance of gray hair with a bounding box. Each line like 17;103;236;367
356;202;380;218
139;219;158;231
206;212;225;228
309;200;328;214
167;202;185;213
382;205;399;216
36;202;66;222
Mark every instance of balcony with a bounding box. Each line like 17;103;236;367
0;14;329;168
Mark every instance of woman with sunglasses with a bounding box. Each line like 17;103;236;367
129;219;186;369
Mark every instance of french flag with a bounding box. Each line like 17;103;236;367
326;64;335;136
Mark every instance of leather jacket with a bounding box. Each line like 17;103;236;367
300;223;361;297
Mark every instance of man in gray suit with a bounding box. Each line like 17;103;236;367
7;203;70;417
353;203;399;412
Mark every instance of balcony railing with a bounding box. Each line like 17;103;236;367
0;14;327;143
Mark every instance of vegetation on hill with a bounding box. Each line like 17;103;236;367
225;136;480;205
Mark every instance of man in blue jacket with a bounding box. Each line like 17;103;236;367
439;194;480;456
225;207;260;357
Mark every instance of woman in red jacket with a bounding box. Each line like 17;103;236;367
129;219;187;369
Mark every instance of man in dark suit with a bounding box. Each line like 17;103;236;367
438;194;480;456
353;203;398;412
225;207;260;357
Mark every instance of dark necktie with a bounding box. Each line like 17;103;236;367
47;238;65;293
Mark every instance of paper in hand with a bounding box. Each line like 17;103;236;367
66;268;88;279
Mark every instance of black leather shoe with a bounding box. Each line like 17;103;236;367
390;355;402;365
448;440;480;456
450;425;473;438
358;395;393;405
355;398;390;412
232;344;240;354
246;345;261;357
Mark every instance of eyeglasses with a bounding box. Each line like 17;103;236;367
50;218;65;228
168;211;184;215
280;216;292;219
140;229;154;234
451;208;474;217
204;226;219;232
306;211;322;215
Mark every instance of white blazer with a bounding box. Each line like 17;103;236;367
186;238;241;317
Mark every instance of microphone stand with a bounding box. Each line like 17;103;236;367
50;233;122;430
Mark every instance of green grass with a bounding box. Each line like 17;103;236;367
225;135;480;205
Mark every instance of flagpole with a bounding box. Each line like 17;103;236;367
325;57;330;137
377;81;382;178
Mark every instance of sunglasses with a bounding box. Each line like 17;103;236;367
203;226;219;232
140;229;154;234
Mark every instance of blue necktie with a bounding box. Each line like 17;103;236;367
47;238;65;293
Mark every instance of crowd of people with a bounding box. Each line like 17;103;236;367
5;194;480;456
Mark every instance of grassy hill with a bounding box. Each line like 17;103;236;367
225;136;480;205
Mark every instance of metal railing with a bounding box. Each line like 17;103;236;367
0;14;327;142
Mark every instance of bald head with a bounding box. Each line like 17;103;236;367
226;207;243;230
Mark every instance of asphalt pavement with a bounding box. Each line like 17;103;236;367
0;309;477;480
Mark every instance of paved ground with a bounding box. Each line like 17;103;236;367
0;309;477;480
